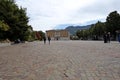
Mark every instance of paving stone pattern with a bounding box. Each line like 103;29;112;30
0;41;120;80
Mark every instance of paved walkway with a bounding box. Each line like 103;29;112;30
0;41;120;80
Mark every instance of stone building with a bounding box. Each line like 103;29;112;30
46;30;70;40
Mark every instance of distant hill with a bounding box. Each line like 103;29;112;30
54;19;105;35
65;25;92;35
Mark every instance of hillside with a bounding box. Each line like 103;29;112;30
65;25;92;35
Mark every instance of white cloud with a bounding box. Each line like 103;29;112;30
16;0;120;32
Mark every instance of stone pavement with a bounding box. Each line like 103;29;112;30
0;41;120;80
0;43;10;47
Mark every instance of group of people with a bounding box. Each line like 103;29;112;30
103;32;111;43
103;31;120;43
43;36;51;44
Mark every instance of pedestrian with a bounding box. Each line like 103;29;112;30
48;36;51;44
118;33;120;43
116;30;120;43
43;36;46;44
107;32;111;43
103;32;107;43
118;34;120;43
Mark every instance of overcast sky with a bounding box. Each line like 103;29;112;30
16;0;120;32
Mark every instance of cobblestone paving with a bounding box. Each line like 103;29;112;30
0;41;120;80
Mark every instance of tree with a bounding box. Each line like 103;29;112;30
38;31;45;40
76;29;89;40
106;11;120;39
89;21;105;40
0;20;9;31
0;0;31;41
33;31;45;41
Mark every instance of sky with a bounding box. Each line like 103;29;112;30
16;0;120;32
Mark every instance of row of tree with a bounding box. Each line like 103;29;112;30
76;11;120;40
0;0;45;42
1;0;120;41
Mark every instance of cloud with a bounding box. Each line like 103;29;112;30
16;0;120;32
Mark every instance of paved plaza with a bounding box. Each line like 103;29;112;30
0;41;120;80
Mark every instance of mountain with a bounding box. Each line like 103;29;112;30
54;24;74;29
65;25;92;35
54;19;105;30
54;19;105;35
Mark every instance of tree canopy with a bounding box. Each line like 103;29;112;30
106;11;120;37
1;0;120;41
0;0;32;41
76;11;120;40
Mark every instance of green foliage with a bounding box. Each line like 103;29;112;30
0;20;10;31
1;0;120;41
38;31;45;40
90;21;105;36
0;0;31;41
0;20;10;40
76;30;89;40
76;10;120;41
76;21;106;40
33;31;45;41
106;11;120;38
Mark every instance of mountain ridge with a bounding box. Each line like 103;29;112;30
65;25;92;35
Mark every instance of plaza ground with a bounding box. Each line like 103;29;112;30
0;41;120;80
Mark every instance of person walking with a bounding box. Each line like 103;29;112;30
107;32;111;43
103;32;107;43
116;30;120;43
43;36;46;44
118;33;120;43
48;36;51;45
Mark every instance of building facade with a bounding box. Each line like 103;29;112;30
46;30;70;40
